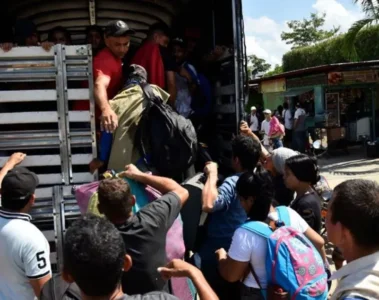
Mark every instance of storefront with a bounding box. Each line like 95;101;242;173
325;70;377;141
251;62;379;141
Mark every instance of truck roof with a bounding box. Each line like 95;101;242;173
3;0;191;45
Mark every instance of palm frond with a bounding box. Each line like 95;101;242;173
343;17;375;60
354;0;378;17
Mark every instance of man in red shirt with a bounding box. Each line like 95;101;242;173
131;23;177;107
94;20;134;133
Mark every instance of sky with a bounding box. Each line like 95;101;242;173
242;0;364;68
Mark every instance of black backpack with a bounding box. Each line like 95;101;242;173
135;83;198;177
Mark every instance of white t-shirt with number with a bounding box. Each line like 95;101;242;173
0;209;51;300
228;207;309;289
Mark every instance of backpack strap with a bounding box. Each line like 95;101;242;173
241;221;272;239
276;206;291;226
136;82;157;168
241;222;267;292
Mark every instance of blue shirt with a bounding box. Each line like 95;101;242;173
206;175;247;239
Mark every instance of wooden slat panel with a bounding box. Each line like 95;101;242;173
72;154;92;165
0;155;61;167
67;89;90;100
0;112;58;124
0;90;56;103
0;46;54;58
68;111;91;122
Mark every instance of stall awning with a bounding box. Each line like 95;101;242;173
284;88;313;97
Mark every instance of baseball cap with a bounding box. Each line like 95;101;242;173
251;106;257;111
104;20;135;37
263;109;272;114
1;167;39;203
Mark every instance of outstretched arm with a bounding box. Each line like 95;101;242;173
159;259;219;300
0;153;26;188
240;121;269;158
120;164;189;207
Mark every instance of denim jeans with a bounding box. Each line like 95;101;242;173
271;138;283;149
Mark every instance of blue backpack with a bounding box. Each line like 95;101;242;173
241;206;328;300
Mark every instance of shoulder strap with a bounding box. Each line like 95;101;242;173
241;221;272;239
276;206;291;226
140;82;156;102
248;264;263;290
241;223;266;290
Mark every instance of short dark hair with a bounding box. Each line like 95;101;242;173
63;215;125;296
148;22;171;38
236;166;274;221
285;154;320;185
331;179;379;248
283;102;289;109
98;178;134;220
48;26;72;44
231;135;261;170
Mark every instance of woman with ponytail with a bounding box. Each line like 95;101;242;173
284;154;322;233
217;166;326;297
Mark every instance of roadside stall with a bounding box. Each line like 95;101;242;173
251;61;379;146
326;70;376;142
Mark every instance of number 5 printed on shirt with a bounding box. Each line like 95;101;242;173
36;251;47;269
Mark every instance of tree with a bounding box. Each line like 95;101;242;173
265;64;283;77
248;55;271;78
343;0;379;60
281;13;340;49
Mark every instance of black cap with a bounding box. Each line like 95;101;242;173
1;167;39;203
104;20;135;37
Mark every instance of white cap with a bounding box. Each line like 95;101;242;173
263;109;272;114
250;106;257;111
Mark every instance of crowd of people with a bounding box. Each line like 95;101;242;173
1;18;379;300
248;101;308;153
1;130;379;300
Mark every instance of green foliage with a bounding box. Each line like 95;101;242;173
343;1;379;60
282;24;379;72
248;55;271;77
281;13;340;49
265;65;283;77
355;0;379;17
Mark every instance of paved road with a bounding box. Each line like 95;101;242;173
318;146;379;297
319;146;379;188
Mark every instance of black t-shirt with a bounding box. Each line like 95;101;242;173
119;292;179;300
41;277;179;300
290;191;322;233
273;175;295;206
117;192;182;295
159;46;177;72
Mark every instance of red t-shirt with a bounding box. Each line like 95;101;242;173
73;48;123;114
